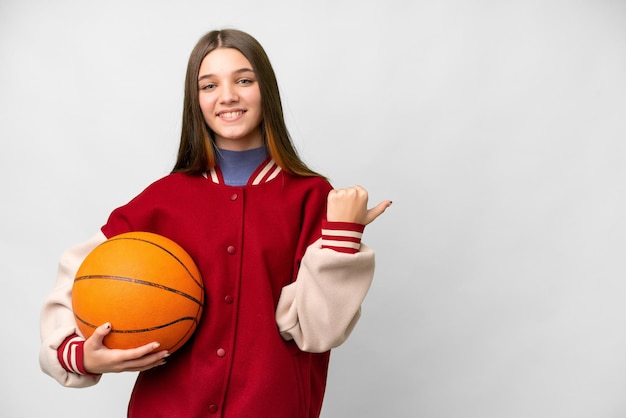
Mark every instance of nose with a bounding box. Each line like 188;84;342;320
219;84;239;104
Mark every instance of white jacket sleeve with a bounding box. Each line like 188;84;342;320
275;238;375;353
39;232;107;387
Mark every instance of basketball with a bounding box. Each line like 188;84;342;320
72;231;204;353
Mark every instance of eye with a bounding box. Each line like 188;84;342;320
238;78;254;85
200;83;216;90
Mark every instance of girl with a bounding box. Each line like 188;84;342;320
40;28;390;418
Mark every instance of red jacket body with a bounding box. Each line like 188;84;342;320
101;167;332;417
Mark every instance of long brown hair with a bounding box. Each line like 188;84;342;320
173;29;321;177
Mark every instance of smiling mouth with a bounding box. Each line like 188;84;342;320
218;110;246;119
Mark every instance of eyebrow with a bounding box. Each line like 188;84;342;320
198;68;255;82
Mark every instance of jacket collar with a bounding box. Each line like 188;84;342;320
204;158;282;185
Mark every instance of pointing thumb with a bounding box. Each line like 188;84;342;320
364;200;392;225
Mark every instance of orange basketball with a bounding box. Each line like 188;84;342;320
72;231;204;353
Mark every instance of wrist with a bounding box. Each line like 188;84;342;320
57;334;100;376
321;221;364;254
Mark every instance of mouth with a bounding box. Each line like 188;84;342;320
217;110;246;120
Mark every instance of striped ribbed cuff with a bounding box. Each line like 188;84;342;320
57;334;97;376
321;221;365;254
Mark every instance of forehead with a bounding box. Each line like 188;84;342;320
198;48;253;76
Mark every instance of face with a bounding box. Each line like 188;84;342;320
197;48;264;151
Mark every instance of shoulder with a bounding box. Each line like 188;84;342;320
277;173;333;207
282;172;333;192
134;172;206;197
149;171;204;187
102;172;206;236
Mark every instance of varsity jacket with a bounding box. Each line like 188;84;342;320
40;159;375;418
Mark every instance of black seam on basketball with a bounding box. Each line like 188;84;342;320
102;236;203;290
74;275;203;307
169;321;197;353
74;313;199;333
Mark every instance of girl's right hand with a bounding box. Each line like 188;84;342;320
83;323;169;374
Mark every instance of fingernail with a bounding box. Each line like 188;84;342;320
152;342;160;349
163;352;170;358
104;323;111;329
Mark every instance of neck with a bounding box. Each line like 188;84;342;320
215;146;268;186
213;128;264;151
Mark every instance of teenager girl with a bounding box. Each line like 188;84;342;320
40;28;390;418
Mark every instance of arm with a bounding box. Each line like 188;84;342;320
275;186;391;353
276;225;375;352
40;231;169;387
39;232;106;387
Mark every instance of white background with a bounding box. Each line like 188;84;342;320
2;0;626;417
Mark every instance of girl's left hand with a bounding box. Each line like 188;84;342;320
327;185;392;225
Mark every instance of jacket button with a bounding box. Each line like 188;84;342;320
208;403;219;413
226;245;236;254
230;193;238;201
217;348;226;357
224;295;233;304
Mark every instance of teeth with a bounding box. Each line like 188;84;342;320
219;111;244;118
